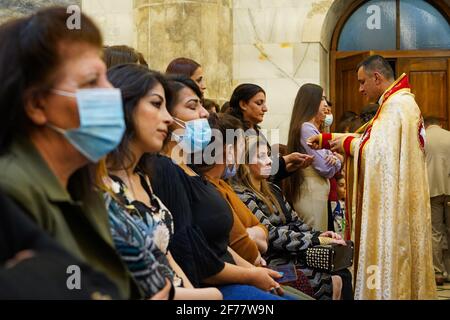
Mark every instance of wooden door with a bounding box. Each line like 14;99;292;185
334;52;371;129
397;57;450;129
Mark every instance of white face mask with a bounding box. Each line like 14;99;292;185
324;114;334;127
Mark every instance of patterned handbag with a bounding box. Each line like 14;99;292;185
305;240;354;273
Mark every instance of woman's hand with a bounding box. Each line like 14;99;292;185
333;152;344;164
174;287;224;300
254;252;262;266
5;250;35;269
329;137;345;154
246;226;268;254
320;231;342;240
306;135;321;150
283;152;314;172
246;227;257;241
150;279;172;300
254;254;268;267
260;257;267;267
325;154;338;166
319;231;346;246
246;267;284;295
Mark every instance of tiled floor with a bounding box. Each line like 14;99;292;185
437;283;450;300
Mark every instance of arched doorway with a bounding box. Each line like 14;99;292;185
330;0;450;129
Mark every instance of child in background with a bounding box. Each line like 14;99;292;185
331;173;346;238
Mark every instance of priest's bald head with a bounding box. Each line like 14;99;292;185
357;55;395;103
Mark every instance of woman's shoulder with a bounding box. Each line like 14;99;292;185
268;182;282;195
301;122;318;133
231;182;255;198
143;154;177;172
142;154;191;186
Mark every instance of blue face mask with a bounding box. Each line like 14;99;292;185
324;114;334;127
172;118;212;153
49;88;125;163
222;164;237;179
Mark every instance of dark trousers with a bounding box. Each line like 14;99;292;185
332;268;354;300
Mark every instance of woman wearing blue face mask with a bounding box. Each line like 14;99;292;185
0;7;141;299
188;113;314;300
190;113;269;267
98;64;222;300
143;76;307;300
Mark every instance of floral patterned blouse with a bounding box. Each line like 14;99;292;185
105;170;180;299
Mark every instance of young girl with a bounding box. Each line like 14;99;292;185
232;135;353;300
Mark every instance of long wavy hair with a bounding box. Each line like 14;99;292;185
106;64;171;172
235;135;285;221
284;83;323;204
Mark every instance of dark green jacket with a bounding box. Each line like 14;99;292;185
0;137;142;299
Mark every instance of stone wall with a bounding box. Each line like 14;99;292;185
82;0;135;47
134;0;233;104
233;0;335;144
2;0;354;144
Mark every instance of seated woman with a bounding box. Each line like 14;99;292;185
189;113;314;300
0;191;119;300
231;135;353;300
99;64;222;300
190;112;268;266
0;7;140;299
143;76;294;300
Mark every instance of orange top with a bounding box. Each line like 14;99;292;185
207;177;268;264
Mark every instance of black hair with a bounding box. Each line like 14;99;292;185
0;6;102;154
424;116;443;127
191;113;244;175
357;55;394;80
106;64;171;170
165;74;203;114
203;99;220;113
220;101;230;113
228;83;266;130
104;45;139;69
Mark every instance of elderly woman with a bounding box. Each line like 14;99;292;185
0;8;141;299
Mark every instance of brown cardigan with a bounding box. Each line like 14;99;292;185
207;177;268;264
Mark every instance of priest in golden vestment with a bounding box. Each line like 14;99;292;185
308;55;436;299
